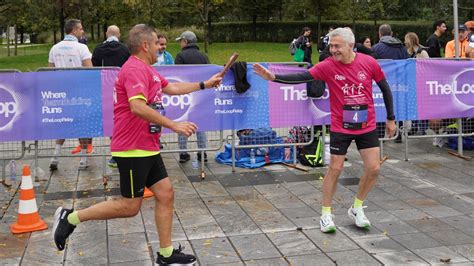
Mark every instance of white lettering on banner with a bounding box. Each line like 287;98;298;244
40;91;67;99
42;106;63;114
161;94;190;109
373;92;383;99
281;86;330;101
216;84;236;91
427;81;474;96
0;101;17;118
214;98;233;105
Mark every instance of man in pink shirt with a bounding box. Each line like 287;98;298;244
52;24;221;265
253;27;396;233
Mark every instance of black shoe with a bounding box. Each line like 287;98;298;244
156;244;196;266
179;153;190;163
52;207;76;251
395;135;403;143
197;152;208;162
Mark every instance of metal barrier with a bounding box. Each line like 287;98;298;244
0;69;27;186
403;118;474;160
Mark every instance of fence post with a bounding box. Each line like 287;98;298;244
457;118;463;156
404;121;409;161
34;141;39;182
231;130;236;172
322;125;327;165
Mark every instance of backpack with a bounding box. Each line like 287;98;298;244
298;129;325;167
289;39;297;55
410;47;428;58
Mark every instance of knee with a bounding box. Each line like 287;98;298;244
328;163;343;176
366;164;380;178
121;201;141;217
156;187;174;204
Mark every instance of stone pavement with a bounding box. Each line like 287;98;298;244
1;138;473;265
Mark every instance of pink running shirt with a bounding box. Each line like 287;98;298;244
111;56;169;152
309;53;385;135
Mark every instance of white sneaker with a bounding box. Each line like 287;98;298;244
348;205;371;228
320;213;336;233
78;159;88;170
50;157;59;171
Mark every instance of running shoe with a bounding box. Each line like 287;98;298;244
52;207;76;251
156;244;196;265
320;213;336;233
348;205;371;228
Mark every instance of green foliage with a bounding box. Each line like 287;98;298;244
211;20;434;44
0;42;319;71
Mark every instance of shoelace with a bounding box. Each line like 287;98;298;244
321;214;335;223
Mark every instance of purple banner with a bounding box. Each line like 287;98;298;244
416;60;474;119
268;64;331;127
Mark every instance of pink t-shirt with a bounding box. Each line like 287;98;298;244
111;56;169;152
309;53;385;135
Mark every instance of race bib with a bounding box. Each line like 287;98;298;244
342;104;368;130
149;102;166;134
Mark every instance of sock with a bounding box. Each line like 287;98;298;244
80;150;87;163
354;198;364;209
54;144;62;155
159;246;174;258
67;211;81;226
321;206;331;215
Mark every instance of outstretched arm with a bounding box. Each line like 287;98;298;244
377;78;396;137
252;63;315;84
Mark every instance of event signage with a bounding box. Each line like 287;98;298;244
0;59;472;141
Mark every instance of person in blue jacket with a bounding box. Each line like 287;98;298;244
153;34;174;66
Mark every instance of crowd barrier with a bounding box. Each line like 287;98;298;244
0;59;473;182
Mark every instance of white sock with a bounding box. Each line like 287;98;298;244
54;144;62;155
80;149;87;163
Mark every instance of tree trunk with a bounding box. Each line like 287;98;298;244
14;25;17;56
102;24;107;40
53;29;57;44
59;0;65;40
7;25;10;57
97;23;100;40
317;14;322;39
208;12;212;45
252;15;257;41
90;24;94;41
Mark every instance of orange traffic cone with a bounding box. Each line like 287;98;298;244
10;165;48;234
143;187;153;198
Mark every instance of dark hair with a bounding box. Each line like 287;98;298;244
358;36;370;44
65;19;81;34
157;34;167;40
433;20;446;32
127;24;156;54
302;27;311;34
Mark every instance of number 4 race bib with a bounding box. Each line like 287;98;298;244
342;104;368;130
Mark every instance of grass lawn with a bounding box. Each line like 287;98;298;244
0;42;319;72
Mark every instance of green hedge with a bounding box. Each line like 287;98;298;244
211;20;439;46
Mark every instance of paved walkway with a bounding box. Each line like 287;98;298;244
1;139;473;265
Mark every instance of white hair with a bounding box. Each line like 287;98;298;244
328;27;355;45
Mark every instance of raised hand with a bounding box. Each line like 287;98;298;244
204;73;223;88
252;63;275;81
171;121;198;137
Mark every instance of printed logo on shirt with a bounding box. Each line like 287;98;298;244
335;74;346;81
342;83;365;96
358;71;367;81
153;75;160;83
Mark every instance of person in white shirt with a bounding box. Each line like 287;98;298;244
48;19;93;171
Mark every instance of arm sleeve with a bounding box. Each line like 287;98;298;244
376;78;395;120
80;45;92;60
274;71;314;84
123;70;149;101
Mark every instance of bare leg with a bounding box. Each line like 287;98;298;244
356;147;380;201
77;197;142;221
321;154;346;207
149;177;174;248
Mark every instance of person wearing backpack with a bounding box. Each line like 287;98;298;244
295;27;313;65
404;32;429;59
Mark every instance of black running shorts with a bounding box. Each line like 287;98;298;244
114;154;168;198
329;129;379;155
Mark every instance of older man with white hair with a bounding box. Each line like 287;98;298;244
92;25;130;67
253;27;396;233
